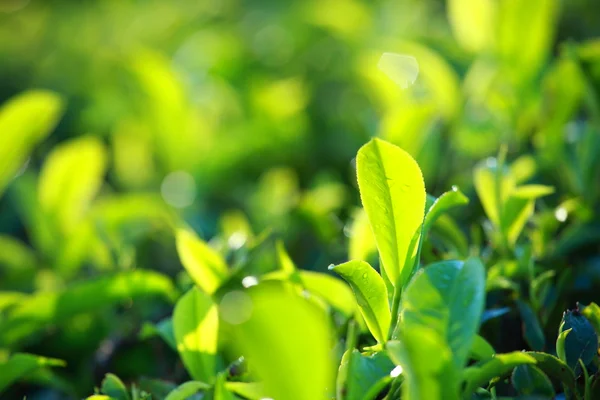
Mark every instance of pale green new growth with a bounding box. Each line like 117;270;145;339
356;138;426;287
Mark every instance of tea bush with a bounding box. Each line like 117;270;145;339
1;0;600;399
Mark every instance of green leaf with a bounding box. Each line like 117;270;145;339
512;184;555;199
330;260;390;343
423;186;469;236
343;350;395;400
470;334;495;362
512;365;555;398
101;373;130;400
297;270;356;318
231;283;334;400
473;159;514;227
224;382;267;400
387;328;458;400
447;0;495;53
0;353;66;394
38;135;108;233
0;270;175;347
275;239;296;273
173;287;219;383
164;381;211;400
214;373;239;400
580;303;600;336
0;91;64;197
462;352;536;395
559;310;598;375
399;258;486;370
356;138;426;287
176;229;228;294
524;352;577;394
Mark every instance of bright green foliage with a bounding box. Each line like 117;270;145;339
38;136;108;234
164;381;210;400
0;270;175;347
231;283;334;400
173;287;219;383
580;303;600;336
0;353;65;394
340;350;395;400
356;138;426;287
176;229;229;294
388;329;458;400
0;91;64;197
399;258;486;370
348;208;377;262
330;260;390;343
474;157;554;248
422;186;469;236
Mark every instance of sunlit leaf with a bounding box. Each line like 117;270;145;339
101;373;130;400
330;260;390;343
0;353;66;394
224;382;267;400
356;138;426;287
447;0;495;53
580;302;600;336
525;352;576;393
173;287;219;383
423;186;469;236
232;283;334;400
164;381;211;400
176;229;228;294
0;91;64;197
38;135;107;233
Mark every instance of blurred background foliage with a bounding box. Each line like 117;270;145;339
1;0;600;398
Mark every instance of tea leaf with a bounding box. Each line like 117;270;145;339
0;91;64;197
101;373;130;400
423;186;469;236
356;138;426;287
330;260;390;343
462;352;536;395
164;381;211;400
176;229;228;294
400;258;486;370
173;287;219;383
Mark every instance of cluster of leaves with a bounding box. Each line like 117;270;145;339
1;0;600;399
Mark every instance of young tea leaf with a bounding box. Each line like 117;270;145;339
462;352;536;395
399;258;486;370
173;287;219;383
101;373;130;400
164;381;211;400
330;260;390;343
356;138;426;287
422;186;469;236
176;229;228;294
0;91;64;197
